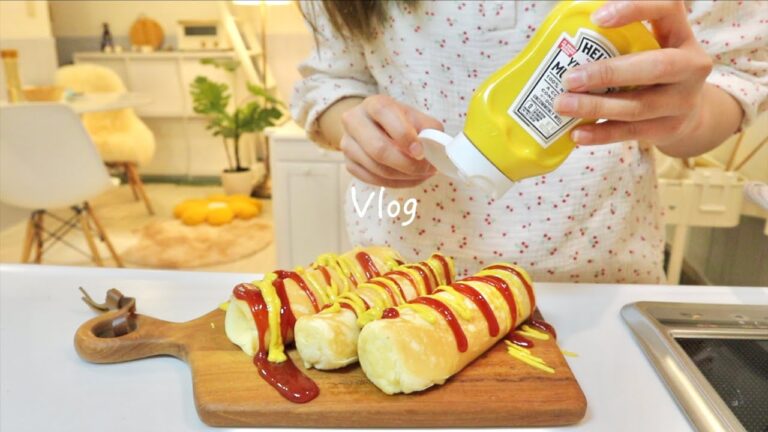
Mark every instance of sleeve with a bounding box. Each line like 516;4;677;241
688;0;768;128
291;2;379;149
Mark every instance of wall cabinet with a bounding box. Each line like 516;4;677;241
269;122;351;268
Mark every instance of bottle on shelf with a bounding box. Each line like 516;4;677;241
101;23;115;52
1;49;24;103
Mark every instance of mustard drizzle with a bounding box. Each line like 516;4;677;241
296;266;330;307
394;264;530;328
387;262;558;373
324;255;454;327
242;248;399;363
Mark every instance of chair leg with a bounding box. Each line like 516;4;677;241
33;212;44;264
122;162;140;200
20;212;36;263
84;202;124;268
125;162;154;215
79;207;103;266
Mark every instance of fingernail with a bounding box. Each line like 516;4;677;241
571;129;593;144
591;5;615;26
563;69;586;90
554;94;578;114
409;142;425;160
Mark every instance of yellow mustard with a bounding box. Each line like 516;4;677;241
420;0;660;197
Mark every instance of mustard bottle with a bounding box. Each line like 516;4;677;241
419;0;660;198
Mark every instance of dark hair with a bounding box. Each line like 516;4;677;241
301;0;417;41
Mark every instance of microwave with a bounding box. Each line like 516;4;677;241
177;20;230;51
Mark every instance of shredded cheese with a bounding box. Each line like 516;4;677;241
506;347;555;374
517;325;550;340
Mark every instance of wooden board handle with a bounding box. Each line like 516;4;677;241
74;289;186;364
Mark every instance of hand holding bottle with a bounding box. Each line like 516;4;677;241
554;1;715;150
339;95;441;188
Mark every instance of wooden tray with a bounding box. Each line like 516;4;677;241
74;290;586;427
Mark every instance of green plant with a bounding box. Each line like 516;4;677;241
190;58;283;172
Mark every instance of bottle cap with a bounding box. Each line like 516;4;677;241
419;129;514;198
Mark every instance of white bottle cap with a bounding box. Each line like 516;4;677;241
419;129;514;198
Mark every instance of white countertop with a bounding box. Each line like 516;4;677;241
1;263;765;432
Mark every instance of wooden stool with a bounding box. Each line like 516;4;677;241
107;162;154;215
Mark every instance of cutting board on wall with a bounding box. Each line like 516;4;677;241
130;15;164;49
75;292;587;427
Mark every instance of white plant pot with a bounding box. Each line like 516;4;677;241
221;169;254;196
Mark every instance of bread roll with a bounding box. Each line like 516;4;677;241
294;253;454;370
358;264;535;394
225;246;403;362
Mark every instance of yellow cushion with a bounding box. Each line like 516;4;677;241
175;196;261;226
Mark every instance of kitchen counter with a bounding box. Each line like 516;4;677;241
1;264;765;431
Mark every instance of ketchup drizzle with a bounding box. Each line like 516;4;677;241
420;261;439;289
486;265;536;311
528;318;557;339
410;297;468;352
253;352;319;403
505;332;534;348
451;282;499;337
382;275;407;301
434;254;453;284
405;265;433;294
389;270;417;295
273;270;319;312
233;283;269;350
370;279;398;304
339;295;371;315
355;251;380;280
317;266;332;286
232;278;322;404
381;307;400;319
464;275;517;329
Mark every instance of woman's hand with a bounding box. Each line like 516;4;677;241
554;1;716;151
339;95;441;188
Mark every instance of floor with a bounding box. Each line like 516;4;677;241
0;183;277;273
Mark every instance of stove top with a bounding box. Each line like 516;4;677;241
622;302;768;432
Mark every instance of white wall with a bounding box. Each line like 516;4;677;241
0;1;57;227
0;1;52;39
0;0;58;95
48;0;312;102
49;1;218;37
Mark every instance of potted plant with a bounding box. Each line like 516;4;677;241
190;58;283;195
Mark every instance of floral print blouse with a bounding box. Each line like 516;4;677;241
292;0;768;282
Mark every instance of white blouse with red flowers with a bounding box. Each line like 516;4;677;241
292;0;768;282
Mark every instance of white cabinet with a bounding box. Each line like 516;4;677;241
269;122;351;267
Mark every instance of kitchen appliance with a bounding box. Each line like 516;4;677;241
622;302;768;432
177;20;229;51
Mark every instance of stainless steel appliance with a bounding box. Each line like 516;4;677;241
622;302;768;432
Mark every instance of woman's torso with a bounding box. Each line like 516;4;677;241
344;1;665;283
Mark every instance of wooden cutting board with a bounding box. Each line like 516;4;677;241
130;16;164;49
75;290;586;427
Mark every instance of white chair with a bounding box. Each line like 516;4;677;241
0;103;123;266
